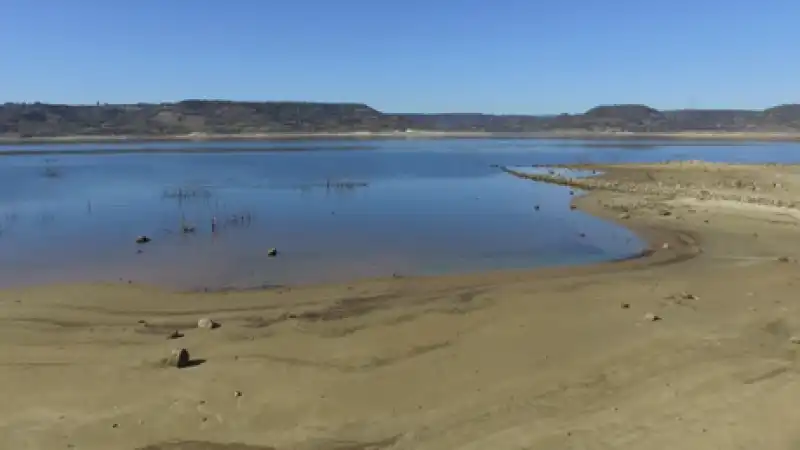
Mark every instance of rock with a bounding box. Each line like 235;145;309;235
167;330;184;340
234;390;243;398
165;348;191;368
778;256;796;263
620;303;631;309
790;337;800;345
659;210;672;216
662;243;670;250
135;235;151;244
570;205;577;210
618;213;630;220
197;318;219;329
644;313;661;322
267;248;278;257
534;205;540;211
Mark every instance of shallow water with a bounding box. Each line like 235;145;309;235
1;138;799;290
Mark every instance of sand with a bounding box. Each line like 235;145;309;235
4;162;800;449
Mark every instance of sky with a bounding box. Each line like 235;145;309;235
1;0;797;114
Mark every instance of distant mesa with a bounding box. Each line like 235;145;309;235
1;100;800;138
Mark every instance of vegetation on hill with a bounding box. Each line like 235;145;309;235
1;101;800;138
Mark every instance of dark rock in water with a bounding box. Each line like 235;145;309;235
182;226;196;234
267;248;278;257
534;205;540;211
570;205;577;210
135;235;151;244
165;348;191;368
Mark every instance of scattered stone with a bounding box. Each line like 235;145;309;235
135;235;151;244
659;210;672;216
778;256;796;263
167;330;184;340
112;423;119;429
662;243;670;250
137;320;147;325
618;213;630;220
644;312;661;322
267;248;278;257
790;337;800;345
234;390;243;398
197;318;219;329
620;302;631;309
164;348;191;368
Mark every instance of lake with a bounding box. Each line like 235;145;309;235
1;138;799;290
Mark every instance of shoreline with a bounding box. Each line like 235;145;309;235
3;129;800;146
5;162;800;449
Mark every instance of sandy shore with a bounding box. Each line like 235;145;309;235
5;162;800;449
3;130;800;146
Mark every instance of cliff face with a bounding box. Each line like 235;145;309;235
1;101;800;137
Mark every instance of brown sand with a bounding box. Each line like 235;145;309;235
4;162;800;449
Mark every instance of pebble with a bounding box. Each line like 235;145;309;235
644;313;661;322
167;330;184;340
197;318;219;329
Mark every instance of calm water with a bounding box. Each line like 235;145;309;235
1;138;799;290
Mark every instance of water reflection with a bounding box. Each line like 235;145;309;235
2;138;798;290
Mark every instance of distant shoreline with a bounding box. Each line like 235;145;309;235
3;130;800;146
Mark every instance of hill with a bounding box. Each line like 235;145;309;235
2;101;800;138
0;101;409;138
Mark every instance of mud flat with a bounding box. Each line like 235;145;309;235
4;161;800;449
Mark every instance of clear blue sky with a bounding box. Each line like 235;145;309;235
1;0;797;114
